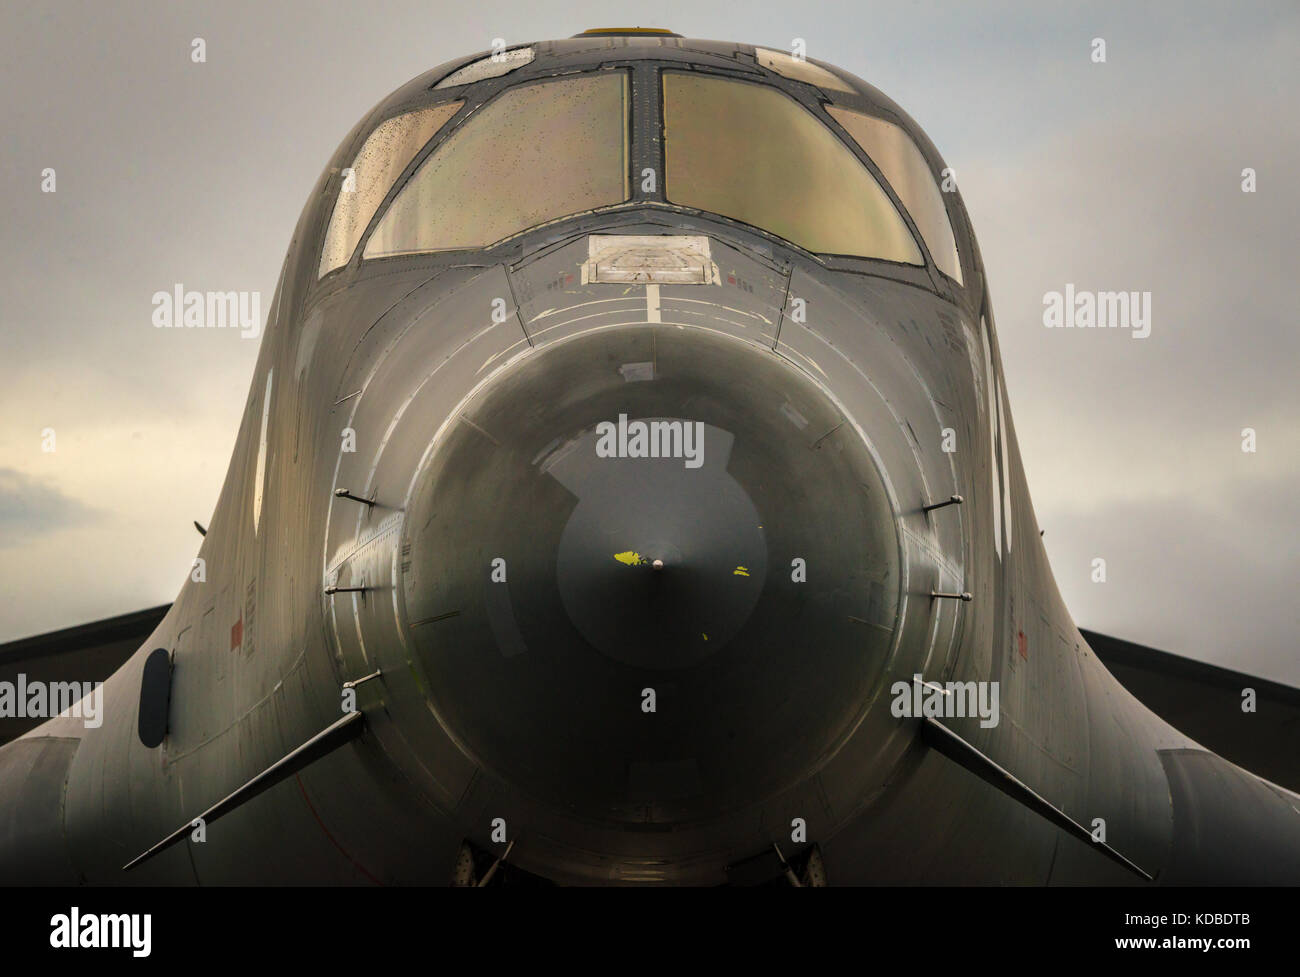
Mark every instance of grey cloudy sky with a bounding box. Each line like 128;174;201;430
1;2;1296;684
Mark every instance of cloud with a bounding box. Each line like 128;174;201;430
1045;465;1300;687
0;467;101;549
952;33;1300;683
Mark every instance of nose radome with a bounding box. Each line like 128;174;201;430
399;325;901;824
552;417;767;670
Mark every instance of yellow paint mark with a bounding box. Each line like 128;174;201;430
581;27;676;35
702;634;708;641
615;551;645;566
734;566;750;576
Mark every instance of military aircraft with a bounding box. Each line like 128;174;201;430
3;28;1298;886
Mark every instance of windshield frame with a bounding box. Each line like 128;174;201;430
316;57;962;303
358;69;635;261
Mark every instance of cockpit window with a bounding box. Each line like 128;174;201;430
318;101;463;278
826;105;964;284
434;47;535;89
754;48;855;93
364;73;629;258
662;72;922;263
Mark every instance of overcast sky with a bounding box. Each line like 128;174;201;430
1;1;1296;684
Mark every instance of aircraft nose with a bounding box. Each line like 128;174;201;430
399;325;901;824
